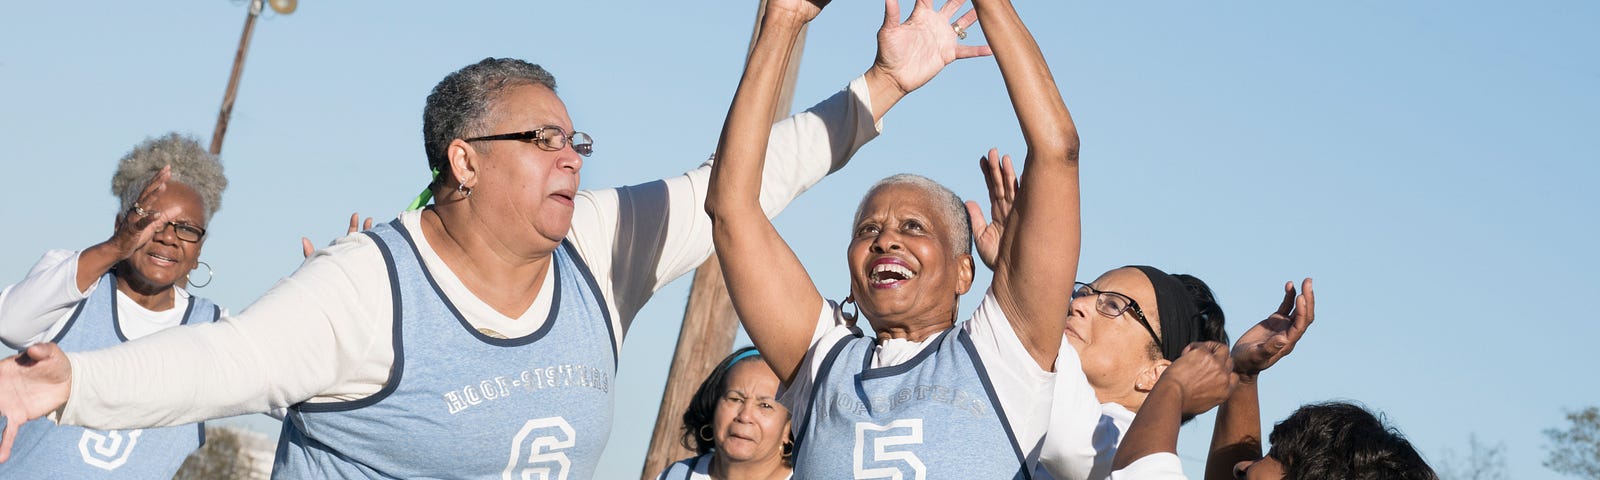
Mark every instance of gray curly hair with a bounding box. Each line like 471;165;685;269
422;58;558;186
853;174;972;257
110;133;227;225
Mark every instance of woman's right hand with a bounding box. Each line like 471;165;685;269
0;343;73;463
1163;341;1235;417
1230;278;1315;380
106;166;174;261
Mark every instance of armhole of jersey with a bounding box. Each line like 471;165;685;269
48;296;91;344
174;295;198;326
959;329;1033;479
197;420;207;447
293;224;406;413
792;334;858;453
562;240;618;368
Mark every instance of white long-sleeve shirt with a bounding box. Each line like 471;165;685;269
59;76;882;429
0;250;226;350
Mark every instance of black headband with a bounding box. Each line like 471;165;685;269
1129;265;1199;361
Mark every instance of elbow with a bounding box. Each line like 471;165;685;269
1029;127;1081;166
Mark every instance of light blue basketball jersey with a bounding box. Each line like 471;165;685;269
0;273;216;479
272;220;617;479
792;327;1031;479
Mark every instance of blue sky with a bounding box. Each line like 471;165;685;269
2;1;1596;478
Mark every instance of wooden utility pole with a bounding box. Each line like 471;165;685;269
210;0;265;156
638;2;808;477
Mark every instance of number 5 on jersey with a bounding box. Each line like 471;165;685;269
854;419;926;480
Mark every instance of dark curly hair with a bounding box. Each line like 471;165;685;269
1267;402;1437;480
679;346;794;467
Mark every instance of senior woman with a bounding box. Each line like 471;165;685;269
0;15;984;479
0;133;226;478
706;0;1079;477
657;347;793;480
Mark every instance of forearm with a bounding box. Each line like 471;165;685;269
707;12;806;218
74;242;125;293
1205;377;1262;480
1112;381;1185;470
973;0;1079;158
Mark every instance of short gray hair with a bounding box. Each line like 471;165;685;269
110;133;227;225
422;58;558;184
853;174;972;257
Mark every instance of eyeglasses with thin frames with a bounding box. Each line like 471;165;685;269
463;125;593;157
1072;282;1163;353
161;221;206;243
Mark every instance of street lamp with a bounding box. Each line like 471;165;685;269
209;0;295;156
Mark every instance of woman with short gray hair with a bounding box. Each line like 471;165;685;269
0;132;227;478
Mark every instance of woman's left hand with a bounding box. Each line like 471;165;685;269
301;213;373;258
871;0;992;96
1231;278;1315;380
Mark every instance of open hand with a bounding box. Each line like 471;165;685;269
0;344;73;463
108;166;175;260
301;213;374;258
1231;278;1315;379
871;0;993;97
965;148;1017;270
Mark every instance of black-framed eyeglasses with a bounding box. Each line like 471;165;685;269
1073;282;1163;352
161;222;207;243
463;125;593;157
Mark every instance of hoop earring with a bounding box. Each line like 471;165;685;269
456;183;473;199
189;261;214;288
841;295;859;322
782;441;793;458
698;424;714;442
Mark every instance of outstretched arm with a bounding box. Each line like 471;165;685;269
1204;279;1315;480
974;0;1082;371
705;0;830;385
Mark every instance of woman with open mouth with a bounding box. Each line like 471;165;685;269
0;133;227;479
705;0;1081;477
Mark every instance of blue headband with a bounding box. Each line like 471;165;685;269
727;349;761;366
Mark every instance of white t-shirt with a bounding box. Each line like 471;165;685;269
778;289;1056;465
58;76;882;429
1109;453;1186;480
0;249;226;349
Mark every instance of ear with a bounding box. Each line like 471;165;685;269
1134;359;1171;393
446;138;480;191
955;253;975;295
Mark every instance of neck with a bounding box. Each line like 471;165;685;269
114;270;176;311
421;207;554;318
872;319;953;343
711;452;788;480
1097;386;1148;414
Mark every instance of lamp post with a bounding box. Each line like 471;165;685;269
209;0;295;156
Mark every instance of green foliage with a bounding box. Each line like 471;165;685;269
1544;407;1600;479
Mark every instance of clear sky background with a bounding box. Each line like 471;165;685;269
3;1;1596;478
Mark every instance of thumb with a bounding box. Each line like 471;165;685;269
964;200;987;237
301;238;315;259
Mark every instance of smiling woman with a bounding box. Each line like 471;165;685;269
704;0;1083;477
0;132;227;478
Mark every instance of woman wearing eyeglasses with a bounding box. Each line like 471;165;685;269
707;0;1080;477
962;148;1234;480
0;133;227;478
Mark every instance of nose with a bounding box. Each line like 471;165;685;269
152;222;179;245
869;230;902;254
1068;292;1094;319
557;144;583;173
734;403;756;424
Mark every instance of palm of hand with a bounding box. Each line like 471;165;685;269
0;345;74;462
1231;279;1314;376
876;11;960;94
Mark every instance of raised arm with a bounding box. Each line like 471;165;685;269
974;0;1082;371
705;0;829;384
1205;279;1314;480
